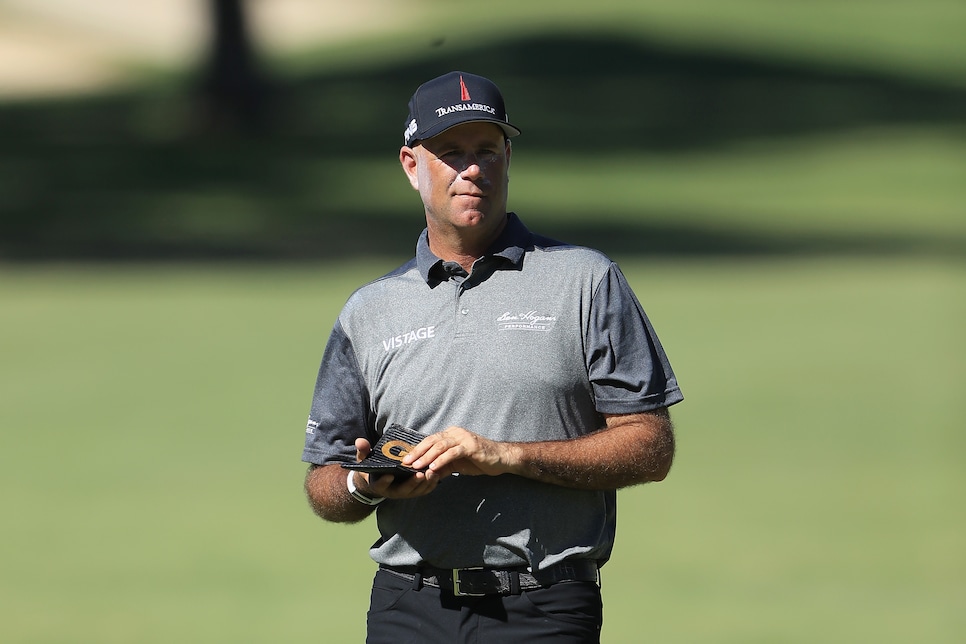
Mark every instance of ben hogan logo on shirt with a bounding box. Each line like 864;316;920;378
496;311;557;331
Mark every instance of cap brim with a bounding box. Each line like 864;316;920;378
415;117;521;144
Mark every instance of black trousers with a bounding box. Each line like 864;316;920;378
366;569;603;644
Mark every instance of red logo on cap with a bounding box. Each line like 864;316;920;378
459;75;471;101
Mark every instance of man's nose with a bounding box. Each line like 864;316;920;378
459;155;483;179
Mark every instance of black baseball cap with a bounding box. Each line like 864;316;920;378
403;71;521;146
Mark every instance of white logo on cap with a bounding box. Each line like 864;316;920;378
404;118;418;141
435;103;497;118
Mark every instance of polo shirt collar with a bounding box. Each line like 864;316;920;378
416;212;529;285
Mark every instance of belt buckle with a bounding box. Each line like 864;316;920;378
452;567;486;597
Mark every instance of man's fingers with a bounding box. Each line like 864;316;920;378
403;427;504;476
406;429;468;470
368;471;439;498
354;437;372;461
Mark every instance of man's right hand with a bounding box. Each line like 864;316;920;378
352;437;440;500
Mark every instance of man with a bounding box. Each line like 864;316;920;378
302;71;683;643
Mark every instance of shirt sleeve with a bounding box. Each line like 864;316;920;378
585;263;683;414
301;318;376;465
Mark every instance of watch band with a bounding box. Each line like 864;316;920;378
346;470;385;506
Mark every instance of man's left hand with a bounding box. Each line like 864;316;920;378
403;426;518;479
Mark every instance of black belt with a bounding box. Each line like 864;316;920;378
380;560;599;597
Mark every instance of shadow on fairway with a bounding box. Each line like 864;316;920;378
2;31;964;260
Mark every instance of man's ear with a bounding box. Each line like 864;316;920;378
399;146;419;190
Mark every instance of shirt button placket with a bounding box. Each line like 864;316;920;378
454;284;473;339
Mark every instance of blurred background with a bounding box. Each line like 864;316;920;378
1;1;963;642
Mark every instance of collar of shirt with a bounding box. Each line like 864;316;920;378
416;212;529;286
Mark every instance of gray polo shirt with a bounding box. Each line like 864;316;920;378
303;213;682;570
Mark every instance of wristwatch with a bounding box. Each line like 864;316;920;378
346;470;385;506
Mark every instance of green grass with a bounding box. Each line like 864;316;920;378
294;1;966;87
515;127;966;236
608;258;965;642
2;258;963;642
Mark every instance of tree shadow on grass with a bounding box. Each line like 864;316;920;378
1;30;964;261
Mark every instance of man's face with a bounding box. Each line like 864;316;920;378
400;121;511;240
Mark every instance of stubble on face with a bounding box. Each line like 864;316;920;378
409;122;511;254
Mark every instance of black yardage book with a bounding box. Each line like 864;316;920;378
342;424;426;478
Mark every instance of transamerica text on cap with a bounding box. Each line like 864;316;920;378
435;103;497;118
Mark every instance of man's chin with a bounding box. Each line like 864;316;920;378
454;209;505;227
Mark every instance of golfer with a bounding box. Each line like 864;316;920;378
302;71;684;643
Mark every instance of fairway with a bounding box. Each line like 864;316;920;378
1;258;962;643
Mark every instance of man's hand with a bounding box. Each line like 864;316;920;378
401;427;518;478
304;435;447;523
350;437;442;500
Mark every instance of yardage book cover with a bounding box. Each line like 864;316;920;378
342;424;426;478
